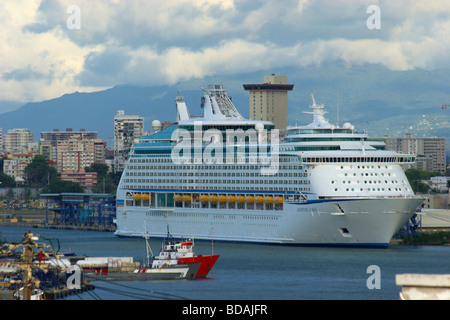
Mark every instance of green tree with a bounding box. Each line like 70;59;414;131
85;163;119;193
0;172;16;187
109;170;123;187
41;180;84;193
92;175;114;193
25;155;57;187
85;163;109;177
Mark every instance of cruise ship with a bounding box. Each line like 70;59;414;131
114;85;424;246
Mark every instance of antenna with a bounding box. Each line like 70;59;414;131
311;92;316;105
166;212;170;238
337;102;340;127
143;224;154;266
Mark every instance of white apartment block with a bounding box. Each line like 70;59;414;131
114;110;144;172
3;154;34;182
430;176;449;192
3;128;34;154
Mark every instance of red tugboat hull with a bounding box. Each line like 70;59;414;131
178;255;219;278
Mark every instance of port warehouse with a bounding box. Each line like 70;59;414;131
39;193;116;230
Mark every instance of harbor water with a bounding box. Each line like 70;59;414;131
1;226;449;300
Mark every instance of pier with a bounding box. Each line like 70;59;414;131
39;193;116;231
0;193;116;231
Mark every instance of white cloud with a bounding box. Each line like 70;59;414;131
0;1;105;102
159;39;270;83
0;0;449;106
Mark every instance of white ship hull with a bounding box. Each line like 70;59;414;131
114;197;423;246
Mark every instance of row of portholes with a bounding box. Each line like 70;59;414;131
334;187;405;192
331;180;401;185
339;165;391;170
343;172;393;177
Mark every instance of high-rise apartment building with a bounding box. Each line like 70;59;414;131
243;74;294;129
114;110;144;172
40;128;98;163
56;135;105;173
41;128;98;142
379;134;446;173
3;128;34;154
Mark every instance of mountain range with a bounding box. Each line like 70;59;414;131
0;62;449;158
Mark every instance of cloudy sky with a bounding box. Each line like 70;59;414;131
0;0;449;107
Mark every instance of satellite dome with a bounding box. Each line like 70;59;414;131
152;120;161;131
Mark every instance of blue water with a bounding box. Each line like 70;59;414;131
1;226;449;300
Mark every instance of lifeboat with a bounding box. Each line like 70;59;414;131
218;195;227;203
273;196;283;204
142;194;150;201
182;195;191;202
200;195;209;202
255;196;264;203
245;196;254;203
236;196;245;203
263;196;273;204
132;193;142;201
226;195;236;202
209;195;218;202
173;194;183;202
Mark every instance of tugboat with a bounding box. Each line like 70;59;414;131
124;232;201;280
149;233;220;278
80;231;219;281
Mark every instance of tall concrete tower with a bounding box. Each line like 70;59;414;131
243;74;294;129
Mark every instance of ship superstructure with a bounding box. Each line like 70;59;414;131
114;85;423;246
